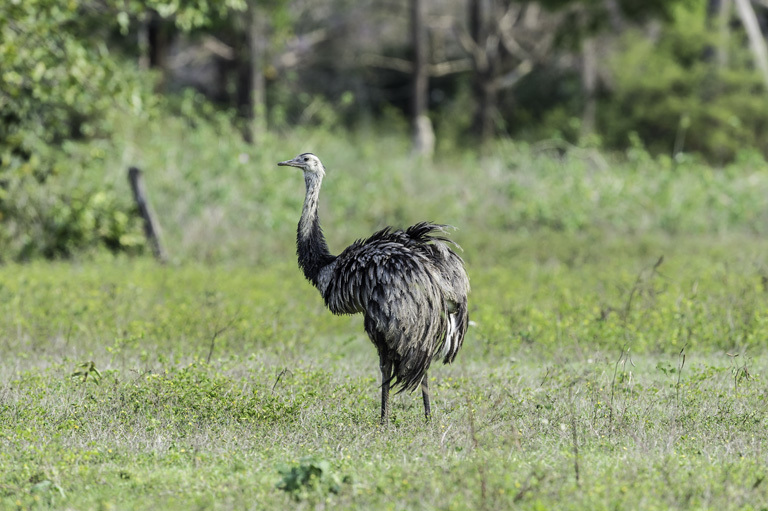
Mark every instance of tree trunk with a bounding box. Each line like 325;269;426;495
705;0;731;67
411;0;434;158
603;0;624;32
148;15;168;71
244;0;268;143
581;35;597;136
474;79;497;142
469;0;497;143
138;15;150;71
138;11;168;90
734;0;768;88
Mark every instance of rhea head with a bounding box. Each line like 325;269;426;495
277;153;325;177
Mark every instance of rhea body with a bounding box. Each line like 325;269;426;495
278;153;469;424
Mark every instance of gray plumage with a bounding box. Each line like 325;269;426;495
278;153;470;424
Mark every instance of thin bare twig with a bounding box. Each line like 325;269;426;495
360;53;472;76
206;311;241;364
609;345;630;432
272;368;293;393
623;256;664;321
676;345;687;406
466;396;488;509
568;383;581;486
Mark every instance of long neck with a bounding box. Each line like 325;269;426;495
297;171;335;287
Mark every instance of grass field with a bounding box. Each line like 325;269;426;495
3;120;768;509
2;242;768;510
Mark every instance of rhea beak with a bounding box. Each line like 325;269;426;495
277;158;301;168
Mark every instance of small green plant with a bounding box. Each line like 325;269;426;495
29;474;66;507
276;457;348;501
70;361;101;384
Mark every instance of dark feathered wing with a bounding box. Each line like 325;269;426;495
322;222;470;393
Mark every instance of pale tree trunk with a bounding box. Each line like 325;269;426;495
581;35;597;136
734;0;768;88
603;0;624;32
469;0;498;143
245;0;268;144
705;0;731;67
411;0;435;158
138;15;150;71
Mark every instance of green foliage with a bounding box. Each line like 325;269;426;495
70;361;102;384
277;457;349;501
539;0;691;22
1;172;146;261
0;0;253;261
0;0;158;260
78;109;768;268
4;0;768;261
600;7;768;161
509;2;768;162
1;1;120;164
120;0;247;32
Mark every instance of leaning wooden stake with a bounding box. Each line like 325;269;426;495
128;167;167;263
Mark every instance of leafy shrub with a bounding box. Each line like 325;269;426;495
599;9;768;162
277;457;349;501
0;0;249;261
1;172;145;261
0;1;155;260
504;5;768;162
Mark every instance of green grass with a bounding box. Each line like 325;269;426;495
3;115;768;508
3;350;767;510
91;112;768;267
2;240;768;509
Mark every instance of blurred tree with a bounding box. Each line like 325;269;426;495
411;0;435;157
459;2;556;143
538;0;685;21
597;2;768;161
537;0;695;139
733;0;768;87
467;0;498;142
244;0;269;143
704;0;730;67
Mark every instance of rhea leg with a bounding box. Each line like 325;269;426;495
421;373;431;420
379;355;393;425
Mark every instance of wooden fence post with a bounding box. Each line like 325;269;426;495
128;167;168;263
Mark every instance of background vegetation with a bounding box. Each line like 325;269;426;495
2;0;768;260
2;0;768;509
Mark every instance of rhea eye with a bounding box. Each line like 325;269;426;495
303;157;309;162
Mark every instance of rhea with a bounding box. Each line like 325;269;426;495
278;153;469;424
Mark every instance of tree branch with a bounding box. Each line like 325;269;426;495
494;59;533;90
361;54;472;76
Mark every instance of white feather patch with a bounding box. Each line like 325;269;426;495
441;312;458;360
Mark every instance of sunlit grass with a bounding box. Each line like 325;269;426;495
2;332;766;509
3;116;768;508
1;240;768;508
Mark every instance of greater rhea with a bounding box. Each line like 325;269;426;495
278;153;469;424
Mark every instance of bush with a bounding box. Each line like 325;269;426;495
0;144;147;262
599;9;768;162
0;1;155;260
